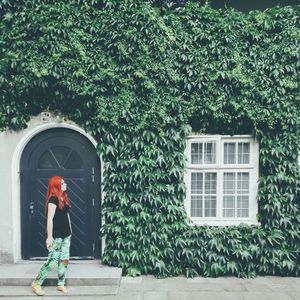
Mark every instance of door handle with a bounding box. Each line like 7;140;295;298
29;202;34;216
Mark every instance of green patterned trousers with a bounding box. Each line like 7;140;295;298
33;235;71;286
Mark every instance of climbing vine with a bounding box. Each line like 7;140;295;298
0;0;299;277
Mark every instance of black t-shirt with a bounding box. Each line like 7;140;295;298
48;196;72;239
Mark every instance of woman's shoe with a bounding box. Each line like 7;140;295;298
57;285;68;293
31;282;45;296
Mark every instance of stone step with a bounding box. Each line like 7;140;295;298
0;260;122;287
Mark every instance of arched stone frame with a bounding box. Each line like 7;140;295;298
11;120;105;262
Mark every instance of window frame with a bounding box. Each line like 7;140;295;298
184;134;259;226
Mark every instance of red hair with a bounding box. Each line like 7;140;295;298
45;176;71;216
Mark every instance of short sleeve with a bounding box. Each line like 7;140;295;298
48;196;58;206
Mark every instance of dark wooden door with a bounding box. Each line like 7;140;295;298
20;128;101;259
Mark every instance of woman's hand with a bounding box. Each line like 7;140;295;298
46;237;53;249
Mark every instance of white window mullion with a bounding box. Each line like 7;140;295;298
235;142;238;166
251;170;254;219
234;171;237;218
187;170;190;217
216;137;221;219
186;170;191;218
217;170;222;219
202;171;205;216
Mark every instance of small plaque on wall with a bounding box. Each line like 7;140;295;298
41;112;53;122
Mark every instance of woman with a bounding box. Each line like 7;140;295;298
31;176;72;296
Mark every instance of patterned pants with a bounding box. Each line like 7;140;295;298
33;235;71;286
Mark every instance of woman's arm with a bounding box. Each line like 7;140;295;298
46;203;56;249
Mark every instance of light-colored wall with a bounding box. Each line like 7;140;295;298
0;128;24;262
0;114;68;263
0;113;103;263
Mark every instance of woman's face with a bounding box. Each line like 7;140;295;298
61;179;67;192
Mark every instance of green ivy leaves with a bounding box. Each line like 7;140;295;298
0;0;299;278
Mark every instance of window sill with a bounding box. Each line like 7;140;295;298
186;218;260;227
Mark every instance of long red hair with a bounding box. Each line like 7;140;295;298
45;176;71;216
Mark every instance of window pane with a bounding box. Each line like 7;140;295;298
204;173;217;217
204;142;216;164
237;209;249;217
191;142;202;164
237;195;249;208
223;208;235;217
39;146;83;170
38;151;58;169
224;143;236;164
223;172;235;194
237;173;249;217
64;151;83;169
223;173;235;217
204;196;216;217
238;142;250;164
50;146;72;167
191;195;202;217
205;173;217;194
237;173;249;194
191;172;203;194
224;195;235;209
237;195;249;217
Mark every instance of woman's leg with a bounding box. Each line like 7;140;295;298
33;238;62;286
57;235;71;286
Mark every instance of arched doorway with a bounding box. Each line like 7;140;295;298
20;128;101;259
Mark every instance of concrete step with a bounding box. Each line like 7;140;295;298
0;260;122;287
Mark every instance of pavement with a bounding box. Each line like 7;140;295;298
0;260;299;300
1;275;299;300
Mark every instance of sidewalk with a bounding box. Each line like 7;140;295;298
118;275;300;300
1;275;299;300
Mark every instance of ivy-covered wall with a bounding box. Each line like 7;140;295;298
0;0;299;277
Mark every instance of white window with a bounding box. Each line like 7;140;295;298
184;135;259;226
